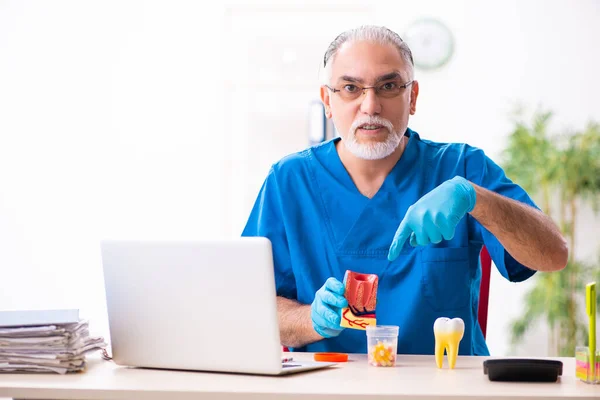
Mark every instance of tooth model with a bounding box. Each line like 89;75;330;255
340;271;378;330
433;317;465;369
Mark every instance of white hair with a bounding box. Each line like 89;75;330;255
320;25;414;85
338;115;404;160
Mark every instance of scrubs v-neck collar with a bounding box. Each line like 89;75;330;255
324;128;419;200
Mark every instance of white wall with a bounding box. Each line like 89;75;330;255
0;0;227;341
1;0;598;356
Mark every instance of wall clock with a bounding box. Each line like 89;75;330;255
403;18;454;70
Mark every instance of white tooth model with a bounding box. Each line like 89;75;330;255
433;317;465;369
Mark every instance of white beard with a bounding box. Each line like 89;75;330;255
338;116;403;160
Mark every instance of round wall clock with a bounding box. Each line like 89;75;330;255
403;18;454;70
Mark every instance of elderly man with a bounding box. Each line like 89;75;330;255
242;25;567;356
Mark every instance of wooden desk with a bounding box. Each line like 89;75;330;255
0;353;598;400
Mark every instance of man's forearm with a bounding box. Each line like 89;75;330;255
469;183;568;272
277;296;323;348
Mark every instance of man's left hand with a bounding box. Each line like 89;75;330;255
387;176;477;261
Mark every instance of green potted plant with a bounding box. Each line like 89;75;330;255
501;109;600;356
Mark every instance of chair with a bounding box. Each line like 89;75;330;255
478;246;492;339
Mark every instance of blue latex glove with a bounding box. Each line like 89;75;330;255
311;277;348;338
387;176;477;261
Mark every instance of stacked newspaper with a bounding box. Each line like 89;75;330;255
0;311;106;374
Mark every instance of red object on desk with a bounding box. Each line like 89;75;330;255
314;352;349;362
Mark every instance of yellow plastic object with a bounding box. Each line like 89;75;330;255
586;282;596;381
435;330;463;369
368;340;396;367
340;308;376;330
433;317;465;369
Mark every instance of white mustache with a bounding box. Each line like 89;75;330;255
350;116;394;135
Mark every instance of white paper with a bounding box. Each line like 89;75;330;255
0;309;79;328
0;319;106;374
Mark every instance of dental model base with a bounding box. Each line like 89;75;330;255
434;317;465;369
340;271;378;330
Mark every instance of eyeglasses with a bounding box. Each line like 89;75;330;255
325;80;413;101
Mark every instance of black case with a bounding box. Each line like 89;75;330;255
483;359;563;382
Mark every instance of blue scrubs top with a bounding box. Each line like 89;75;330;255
242;128;537;356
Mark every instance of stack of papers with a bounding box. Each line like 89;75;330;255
0;310;107;374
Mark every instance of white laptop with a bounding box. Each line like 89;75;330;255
100;237;336;375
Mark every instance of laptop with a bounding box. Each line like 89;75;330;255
100;237;336;375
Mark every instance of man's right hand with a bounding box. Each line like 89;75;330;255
310;277;348;338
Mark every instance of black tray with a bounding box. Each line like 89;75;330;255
483;358;563;382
